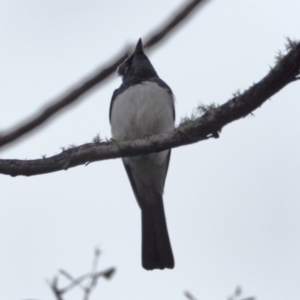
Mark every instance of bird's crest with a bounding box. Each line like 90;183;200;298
117;38;157;82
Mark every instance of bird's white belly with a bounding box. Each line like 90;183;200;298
111;81;174;141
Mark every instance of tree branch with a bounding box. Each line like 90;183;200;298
0;0;207;149
1;41;299;177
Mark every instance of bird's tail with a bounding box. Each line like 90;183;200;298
141;198;174;270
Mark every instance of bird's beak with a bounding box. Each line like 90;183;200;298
134;38;144;54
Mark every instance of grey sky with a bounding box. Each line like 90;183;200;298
1;1;300;299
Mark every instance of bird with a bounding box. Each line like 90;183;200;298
109;38;175;270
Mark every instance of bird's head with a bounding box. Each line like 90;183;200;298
117;38;157;82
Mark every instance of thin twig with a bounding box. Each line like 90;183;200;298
184;286;255;300
83;247;102;300
184;290;198;300
59;268;116;295
0;0;207;149
47;276;64;300
48;248;116;299
59;269;87;293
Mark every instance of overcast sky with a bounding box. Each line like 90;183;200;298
1;1;300;300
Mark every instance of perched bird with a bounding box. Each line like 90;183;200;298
109;39;175;270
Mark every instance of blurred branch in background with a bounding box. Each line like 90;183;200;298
47;248;255;300
184;286;255;300
48;248;116;300
0;0;208;149
184;290;199;300
0;39;299;177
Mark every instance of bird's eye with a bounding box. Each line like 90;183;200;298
124;67;129;74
